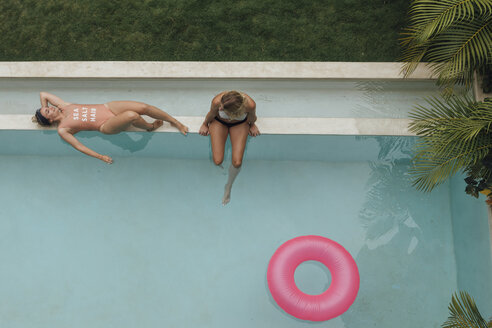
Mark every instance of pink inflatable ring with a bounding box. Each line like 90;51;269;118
267;235;359;321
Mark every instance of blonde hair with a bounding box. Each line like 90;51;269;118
220;91;246;119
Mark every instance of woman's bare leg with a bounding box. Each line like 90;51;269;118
209;120;229;166
106;101;188;135
100;111;156;134
222;121;249;205
229;122;249;168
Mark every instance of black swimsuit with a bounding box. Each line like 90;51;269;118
215;116;248;127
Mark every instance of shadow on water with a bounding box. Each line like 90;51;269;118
353;81;401;118
341;136;453;327
37;126;254;160
39;130;154;154
78;132;153;153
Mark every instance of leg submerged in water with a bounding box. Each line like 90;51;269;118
222;121;249;205
223;164;241;205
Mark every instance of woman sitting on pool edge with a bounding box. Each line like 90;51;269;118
33;92;188;164
199;90;260;205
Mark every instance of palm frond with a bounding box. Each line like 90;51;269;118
407;0;491;43
400;0;492;83
409;95;483;137
442;291;489;328
410;96;492;192
411;138;492;191
428;18;492;86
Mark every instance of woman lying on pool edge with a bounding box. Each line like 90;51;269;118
33;92;189;164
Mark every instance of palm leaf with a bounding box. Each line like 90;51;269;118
400;0;492;84
411;139;492;191
428;18;492;86
442;291;489;328
409;96;492;191
408;0;491;43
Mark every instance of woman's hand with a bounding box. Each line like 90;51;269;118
249;123;260;137
58;128;113;164
100;155;113;164
199;123;210;136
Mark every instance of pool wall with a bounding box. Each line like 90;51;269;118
0;61;491;322
451;175;492;312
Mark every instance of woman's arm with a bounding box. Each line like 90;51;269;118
199;96;221;136
40;92;70;108
58;128;113;164
246;98;260;137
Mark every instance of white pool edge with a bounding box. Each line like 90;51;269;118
0;61;436;79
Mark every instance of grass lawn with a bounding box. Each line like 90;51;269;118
0;0;410;61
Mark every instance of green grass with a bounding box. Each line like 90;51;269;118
0;0;410;61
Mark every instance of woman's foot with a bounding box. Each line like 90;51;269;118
173;122;189;135
147;120;163;131
222;184;232;205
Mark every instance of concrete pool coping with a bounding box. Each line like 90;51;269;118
0;61;436;79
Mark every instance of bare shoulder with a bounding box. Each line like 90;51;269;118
243;93;256;111
58;127;76;136
212;91;226;105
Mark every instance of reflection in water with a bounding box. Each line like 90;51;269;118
342;136;452;327
356;136;420;252
353;81;470;119
359;160;421;251
354;81;398;118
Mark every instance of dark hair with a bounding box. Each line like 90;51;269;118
34;108;51;126
220;91;244;113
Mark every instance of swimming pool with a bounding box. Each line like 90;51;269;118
0;131;490;328
0;62;490;327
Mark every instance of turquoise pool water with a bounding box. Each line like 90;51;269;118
0;131;490;328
